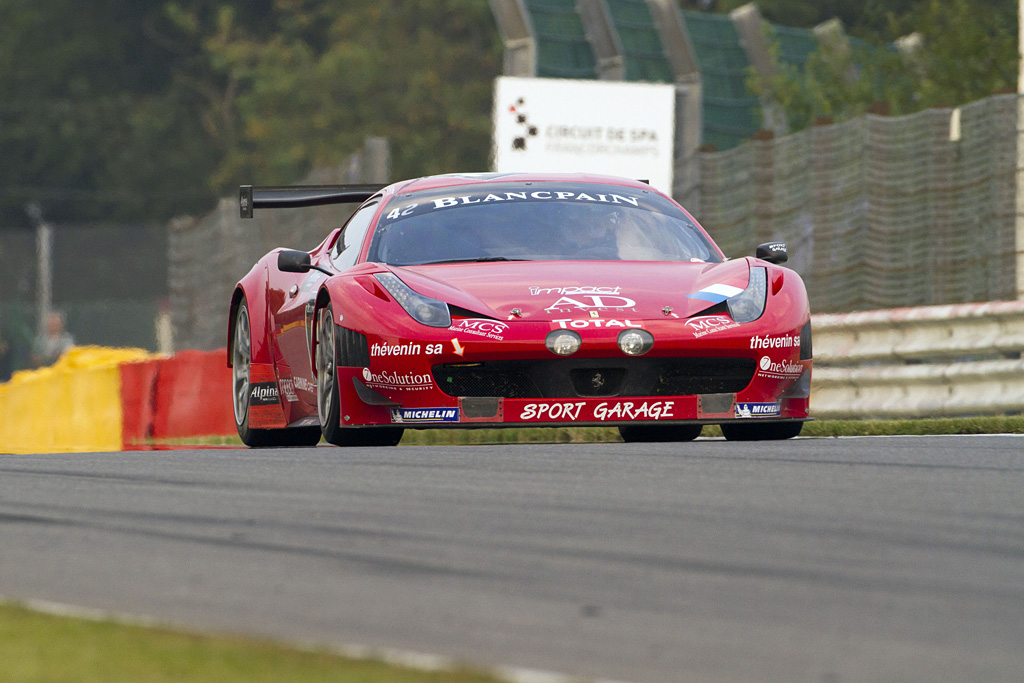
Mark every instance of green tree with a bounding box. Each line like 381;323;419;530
203;0;503;189
0;0;273;228
0;0;501;226
749;0;1017;133
902;0;1017;107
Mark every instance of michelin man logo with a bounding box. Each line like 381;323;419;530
508;98;538;151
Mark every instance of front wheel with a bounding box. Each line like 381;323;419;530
316;302;403;447
720;421;803;441
232;301;321;448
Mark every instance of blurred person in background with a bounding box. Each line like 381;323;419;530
31;311;74;368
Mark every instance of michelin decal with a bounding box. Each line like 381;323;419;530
391;407;460;424
734;402;781;418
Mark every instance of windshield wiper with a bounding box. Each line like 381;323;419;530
415;257;533;265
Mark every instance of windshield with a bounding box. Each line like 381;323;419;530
366;183;722;266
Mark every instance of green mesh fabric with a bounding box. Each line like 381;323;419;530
694;95;1019;312
603;0;673;82
770;24;818;69
524;0;598;79
681;10;760;150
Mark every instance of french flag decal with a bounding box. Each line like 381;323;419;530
686;283;744;304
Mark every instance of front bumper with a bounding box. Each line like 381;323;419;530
335;317;812;428
339;366;811;427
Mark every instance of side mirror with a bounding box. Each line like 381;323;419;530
278;249;312;273
755;242;788;265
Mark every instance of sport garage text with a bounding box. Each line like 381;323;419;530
520;400;675;421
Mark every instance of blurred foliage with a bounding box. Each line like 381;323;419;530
202;0;502;189
894;0;1017;107
0;1;274;227
0;0;1016;228
746;0;1018;132
0;0;499;228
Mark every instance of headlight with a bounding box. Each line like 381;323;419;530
727;267;767;323
374;273;452;327
546;330;582;356
617;329;653;356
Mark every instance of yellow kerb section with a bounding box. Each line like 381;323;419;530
0;346;160;455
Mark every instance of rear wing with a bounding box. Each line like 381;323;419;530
239;184;384;219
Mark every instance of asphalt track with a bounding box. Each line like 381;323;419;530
1;435;1022;683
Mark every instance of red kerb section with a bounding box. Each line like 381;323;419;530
119;359;162;448
151;350;235;439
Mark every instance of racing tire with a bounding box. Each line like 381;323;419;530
316;302;404;447
720;421;803;441
618;424;704;443
232;302;321;448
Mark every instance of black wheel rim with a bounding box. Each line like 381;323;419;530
316;306;336;426
232;305;251;426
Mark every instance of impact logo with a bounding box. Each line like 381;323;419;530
530;285;622;297
508;98;538;151
249;382;280;406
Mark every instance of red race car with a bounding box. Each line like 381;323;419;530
229;173;811;447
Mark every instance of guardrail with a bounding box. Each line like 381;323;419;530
811;301;1024;419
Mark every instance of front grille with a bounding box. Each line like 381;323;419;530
433;364;539;399
652;359;755;395
432;357;756;399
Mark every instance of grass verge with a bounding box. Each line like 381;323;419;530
399;426;622;445
0;602;501;683
400;416;1024;444
152;416;1024;449
799;415;1024;437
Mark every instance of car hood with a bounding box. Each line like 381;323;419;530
391;260;752;322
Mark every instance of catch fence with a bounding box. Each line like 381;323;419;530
691;93;1018;314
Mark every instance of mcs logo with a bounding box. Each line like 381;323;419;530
450;319;509;340
685;315;739;338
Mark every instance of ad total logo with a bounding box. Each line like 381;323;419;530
547;295;636;310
